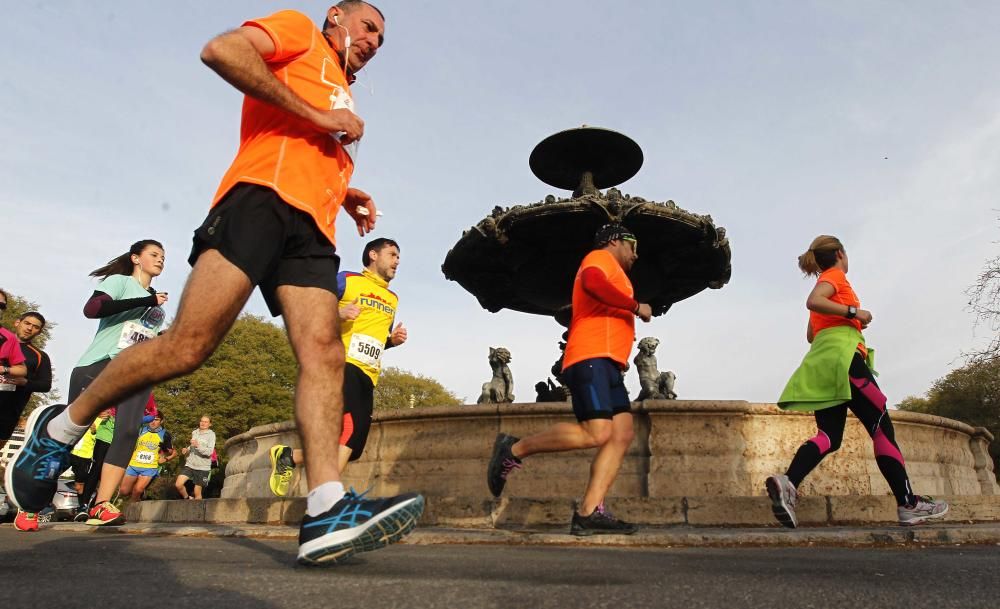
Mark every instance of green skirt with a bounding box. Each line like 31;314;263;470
777;325;875;412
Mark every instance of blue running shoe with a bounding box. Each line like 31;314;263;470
4;404;75;512
297;489;425;566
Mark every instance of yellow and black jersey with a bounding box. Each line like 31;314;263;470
337;269;397;385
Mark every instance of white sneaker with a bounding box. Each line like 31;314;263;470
765;474;798;529
898;496;949;525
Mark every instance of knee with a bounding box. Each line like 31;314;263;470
584;424;613;447
298;335;346;372
162;332;216;375
614;425;635;447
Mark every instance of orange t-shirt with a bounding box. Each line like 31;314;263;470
212;10;356;247
562;250;636;370
810;267;863;334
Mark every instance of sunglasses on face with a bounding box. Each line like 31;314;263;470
0;302;6;310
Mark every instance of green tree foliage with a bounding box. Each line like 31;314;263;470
154;314;297;451
897;358;1000;470
374;366;462;410
0;290;60;412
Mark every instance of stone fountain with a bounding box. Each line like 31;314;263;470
442;126;731;325
203;128;998;532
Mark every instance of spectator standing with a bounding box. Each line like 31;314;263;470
175;416;215;500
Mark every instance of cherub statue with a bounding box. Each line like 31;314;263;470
633;337;677;400
478;347;515;404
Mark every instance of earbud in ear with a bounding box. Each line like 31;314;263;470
333;15;340;25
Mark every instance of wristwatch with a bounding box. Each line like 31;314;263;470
845;305;858;319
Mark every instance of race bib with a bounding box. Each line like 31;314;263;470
135;450;155;465
326;80;360;162
347;334;383;368
118;320;156;349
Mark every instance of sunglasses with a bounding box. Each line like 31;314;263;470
0;302;6;310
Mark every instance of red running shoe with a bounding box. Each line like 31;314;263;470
13;510;39;532
86;501;125;526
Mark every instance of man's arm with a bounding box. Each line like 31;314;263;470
25;352;52;393
200;27;364;143
2;363;27;378
579;267;653;322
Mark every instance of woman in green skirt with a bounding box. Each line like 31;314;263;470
767;235;948;528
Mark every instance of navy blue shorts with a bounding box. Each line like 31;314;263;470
563;358;632;422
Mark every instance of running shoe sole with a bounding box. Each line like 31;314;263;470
570;525;639;537
86;517;126;526
4;403;55;512
297;495;425;566
899;503;949;526
765;476;797;529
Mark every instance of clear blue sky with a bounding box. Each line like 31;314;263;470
3;1;999;404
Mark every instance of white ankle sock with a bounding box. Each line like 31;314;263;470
306;481;346;517
46;408;90;445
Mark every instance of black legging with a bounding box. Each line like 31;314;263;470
80;440;110;509
68;358;151;469
785;352;916;506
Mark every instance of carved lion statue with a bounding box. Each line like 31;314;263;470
478;347;515;404
633;337;677;400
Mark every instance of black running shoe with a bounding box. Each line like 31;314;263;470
4;404;75;512
297;489;425;566
570;504;639;536
486;433;521;497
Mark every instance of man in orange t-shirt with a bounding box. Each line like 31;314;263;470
6;1;424;566
487;224;652;536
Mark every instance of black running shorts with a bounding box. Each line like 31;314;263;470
188;183;341;317
341;362;375;461
563;357;632;422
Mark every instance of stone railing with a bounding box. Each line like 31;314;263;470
223;400;998;501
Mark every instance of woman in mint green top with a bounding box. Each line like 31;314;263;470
67;240;169;524
765;235;948;529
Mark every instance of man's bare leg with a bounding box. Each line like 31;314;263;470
118;474;137;498
65;250;254;427
512;419;612;460
131;476;154;502
579;412;635;514
276;285;344;491
289;444;352;473
175;475;191;499
337;445;353;473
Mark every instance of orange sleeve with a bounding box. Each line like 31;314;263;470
244;10;315;63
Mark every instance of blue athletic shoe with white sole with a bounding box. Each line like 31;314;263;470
297;489;425;566
4;404;75;512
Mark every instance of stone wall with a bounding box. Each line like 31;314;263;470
222;400;999;500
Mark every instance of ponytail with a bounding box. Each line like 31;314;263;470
797;235;843;276
89;239;164;279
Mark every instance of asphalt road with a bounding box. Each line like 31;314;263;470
1;528;997;608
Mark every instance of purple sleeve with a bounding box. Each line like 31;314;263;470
83;291;158;319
